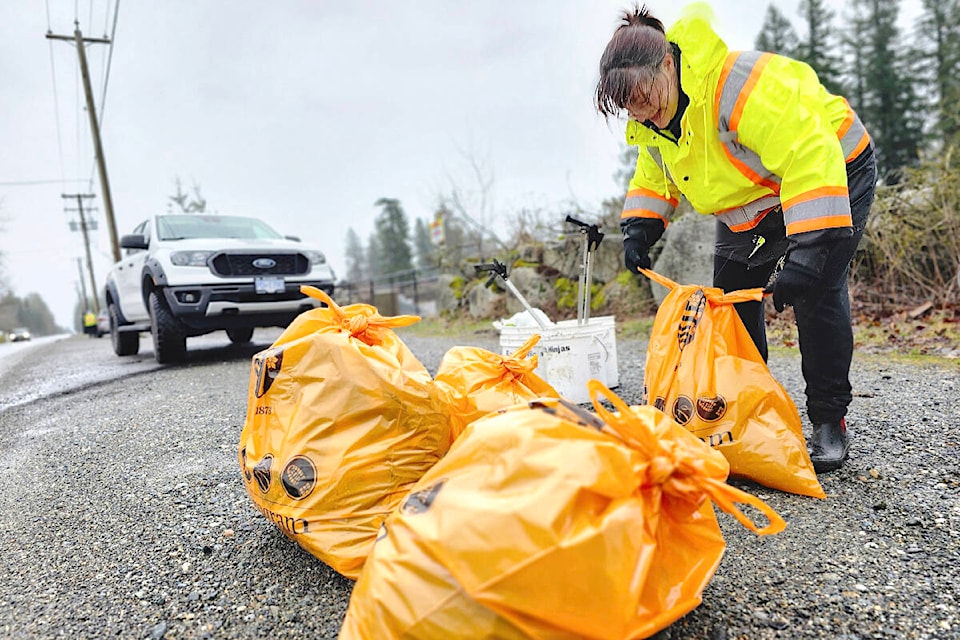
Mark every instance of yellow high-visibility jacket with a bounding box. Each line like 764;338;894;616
622;8;871;238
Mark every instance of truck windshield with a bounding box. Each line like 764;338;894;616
156;215;284;241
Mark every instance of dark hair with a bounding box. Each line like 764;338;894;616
595;4;669;118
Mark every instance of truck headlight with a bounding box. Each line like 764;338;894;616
303;251;327;265
170;251;214;266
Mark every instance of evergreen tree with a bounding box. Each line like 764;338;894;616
796;0;845;95
344;227;366;282
0;292;17;333
366;232;383;279
840;2;869;111
371;198;413;276
914;0;960;147
850;0;922;182
755;4;799;56
0;292;60;336
0;205;8;297
412;218;436;270
20;293;59;336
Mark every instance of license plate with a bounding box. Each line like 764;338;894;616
255;275;285;294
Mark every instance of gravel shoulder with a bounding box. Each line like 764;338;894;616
0;331;957;639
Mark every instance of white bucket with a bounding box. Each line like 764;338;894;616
497;315;619;404
555;316;619;388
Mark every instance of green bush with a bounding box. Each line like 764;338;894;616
853;147;960;310
554;277;605;311
448;275;466;301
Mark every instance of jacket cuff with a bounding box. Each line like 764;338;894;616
621;217;666;247
786;227;853;274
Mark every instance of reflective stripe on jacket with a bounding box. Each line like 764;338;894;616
621;7;871;237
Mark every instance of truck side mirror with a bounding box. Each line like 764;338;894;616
120;234;148;250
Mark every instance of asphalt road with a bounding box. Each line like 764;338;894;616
0;328;957;639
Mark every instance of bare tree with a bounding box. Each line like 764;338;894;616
438;149;507;262
167;177;208;214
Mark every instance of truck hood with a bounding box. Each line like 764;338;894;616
158;237;315;252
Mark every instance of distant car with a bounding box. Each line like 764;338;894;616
103;213;337;363
95;309;110;338
9;327;31;342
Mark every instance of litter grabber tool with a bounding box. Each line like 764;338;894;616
565;215;605;325
475;260;551;331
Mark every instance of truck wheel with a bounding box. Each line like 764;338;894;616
226;327;254;344
109;302;139;356
149;291;186;363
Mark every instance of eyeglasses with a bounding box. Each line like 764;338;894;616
625;64;667;122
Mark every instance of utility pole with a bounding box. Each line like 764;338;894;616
76;258;90;313
47;23;121;263
63;193;100;314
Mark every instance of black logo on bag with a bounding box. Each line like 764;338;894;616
253;349;284;398
672;395;695;425
401;480;446;515
253;454;274;493
696;395;727;422
281;456;317;500
698;430;735;447
677;290;707;349
241;448;251;482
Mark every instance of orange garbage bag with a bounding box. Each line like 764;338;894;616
434;334;559;442
639;269;824;498
339;380;785;640
238;286;451;579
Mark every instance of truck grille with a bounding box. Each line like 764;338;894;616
209;252;309;277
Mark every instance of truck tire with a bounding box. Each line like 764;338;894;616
226;327;254;344
109;302;140;356
149;291;187;363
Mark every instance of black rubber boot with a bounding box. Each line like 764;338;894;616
809;418;850;473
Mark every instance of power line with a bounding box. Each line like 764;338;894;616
61;193;100;314
47;23;121;264
0;179;87;187
90;0;119;189
45;0;67;184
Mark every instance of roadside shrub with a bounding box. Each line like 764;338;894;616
853;147;960;312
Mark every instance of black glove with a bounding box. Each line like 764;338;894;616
624;236;652;271
621;217;665;273
765;231;845;311
766;260;820;312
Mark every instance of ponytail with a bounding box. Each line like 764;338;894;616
595;4;670;118
621;4;665;33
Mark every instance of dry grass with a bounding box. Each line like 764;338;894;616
763;302;960;362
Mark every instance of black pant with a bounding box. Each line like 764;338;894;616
713;148;877;423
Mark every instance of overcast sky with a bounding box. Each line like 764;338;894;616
1;1;921;330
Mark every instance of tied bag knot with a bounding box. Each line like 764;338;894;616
644;453;678;488
589;380;786;536
498;335;543;381
300;286;421;346
345;314;370;336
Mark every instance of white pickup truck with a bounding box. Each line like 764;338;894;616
103;214;336;363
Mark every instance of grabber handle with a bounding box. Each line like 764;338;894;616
474;260;508;279
565;215;605;251
475;260;550;331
